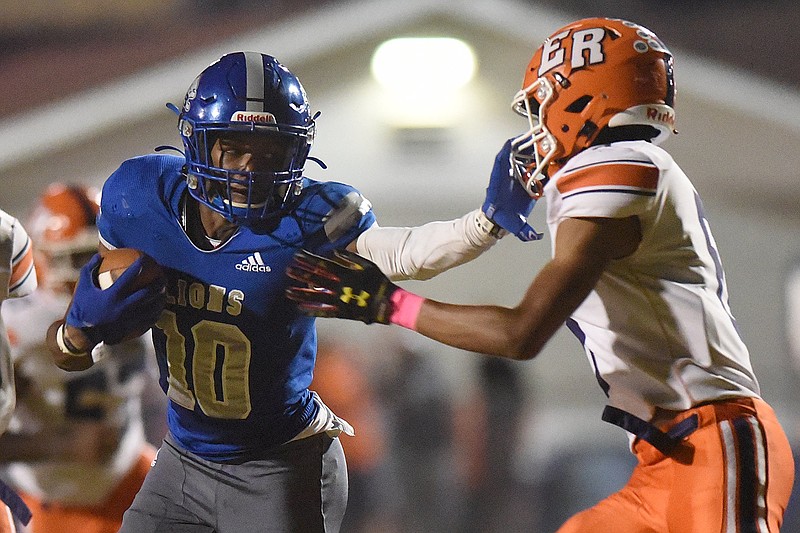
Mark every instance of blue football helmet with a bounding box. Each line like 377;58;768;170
177;52;315;225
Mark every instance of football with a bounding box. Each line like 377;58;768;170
97;248;163;290
94;248;165;343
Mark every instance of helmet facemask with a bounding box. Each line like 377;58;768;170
182;119;312;225
510;76;556;197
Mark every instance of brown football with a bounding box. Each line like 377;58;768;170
97;248;163;290
95;248;165;343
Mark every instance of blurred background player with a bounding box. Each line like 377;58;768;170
0;207;37;532
0;183;160;533
310;339;397;533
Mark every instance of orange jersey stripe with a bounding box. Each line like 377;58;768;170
558;161;659;195
8;240;33;291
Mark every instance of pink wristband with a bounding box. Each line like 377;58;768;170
389;288;426;330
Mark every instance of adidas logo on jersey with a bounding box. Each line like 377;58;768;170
236;252;272;273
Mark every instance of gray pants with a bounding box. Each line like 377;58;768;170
119;433;348;533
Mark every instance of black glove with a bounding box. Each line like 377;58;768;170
285;249;398;324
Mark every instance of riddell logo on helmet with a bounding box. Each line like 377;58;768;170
647;107;675;126
231;111;277;124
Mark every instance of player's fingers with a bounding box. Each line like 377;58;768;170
85;252;103;269
285;265;339;287
332;249;373;271
293;249;335;267
290;253;342;282
120;283;166;309
294;303;339;318
515;223;543;242
298;248;359;271
285;290;342;318
285;286;337;303
285;266;310;284
77;254;103;286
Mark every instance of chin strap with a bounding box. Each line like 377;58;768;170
307;156;327;169
154;145;185;157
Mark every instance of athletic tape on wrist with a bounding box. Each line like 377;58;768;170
388;288;425;330
475;210;508;239
56;324;90;357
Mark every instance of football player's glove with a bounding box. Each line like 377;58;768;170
482;138;542;242
65;254;166;345
286;249;398;324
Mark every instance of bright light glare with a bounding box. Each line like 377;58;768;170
371;37;476;92
370;37;477;128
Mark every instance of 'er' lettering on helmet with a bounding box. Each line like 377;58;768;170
510;18;678;195
538;28;606;76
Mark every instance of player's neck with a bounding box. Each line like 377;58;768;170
183;199;238;249
199;206;238;241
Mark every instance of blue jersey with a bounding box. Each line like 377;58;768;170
97;154;375;461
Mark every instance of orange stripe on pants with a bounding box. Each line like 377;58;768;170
557;398;794;533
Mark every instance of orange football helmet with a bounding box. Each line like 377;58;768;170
27;183;100;290
510;18;677;195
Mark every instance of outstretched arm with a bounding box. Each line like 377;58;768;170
412;217;634;358
346;139;541;282
288;215;640;360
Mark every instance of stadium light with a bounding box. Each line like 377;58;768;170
370;37;477;128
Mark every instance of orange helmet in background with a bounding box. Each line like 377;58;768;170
510;18;677;195
27;183;100;290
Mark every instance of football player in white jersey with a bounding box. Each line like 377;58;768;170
0;184;157;533
287;17;795;532
0;207;37;533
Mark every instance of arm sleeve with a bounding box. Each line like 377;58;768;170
5;215;36;297
355;209;500;281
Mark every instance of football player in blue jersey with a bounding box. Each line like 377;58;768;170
44;51;539;532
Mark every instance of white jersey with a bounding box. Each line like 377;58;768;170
0;209;36;435
545;141;759;422
0;288;152;506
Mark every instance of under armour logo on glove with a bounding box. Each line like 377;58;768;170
339;287;371;307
